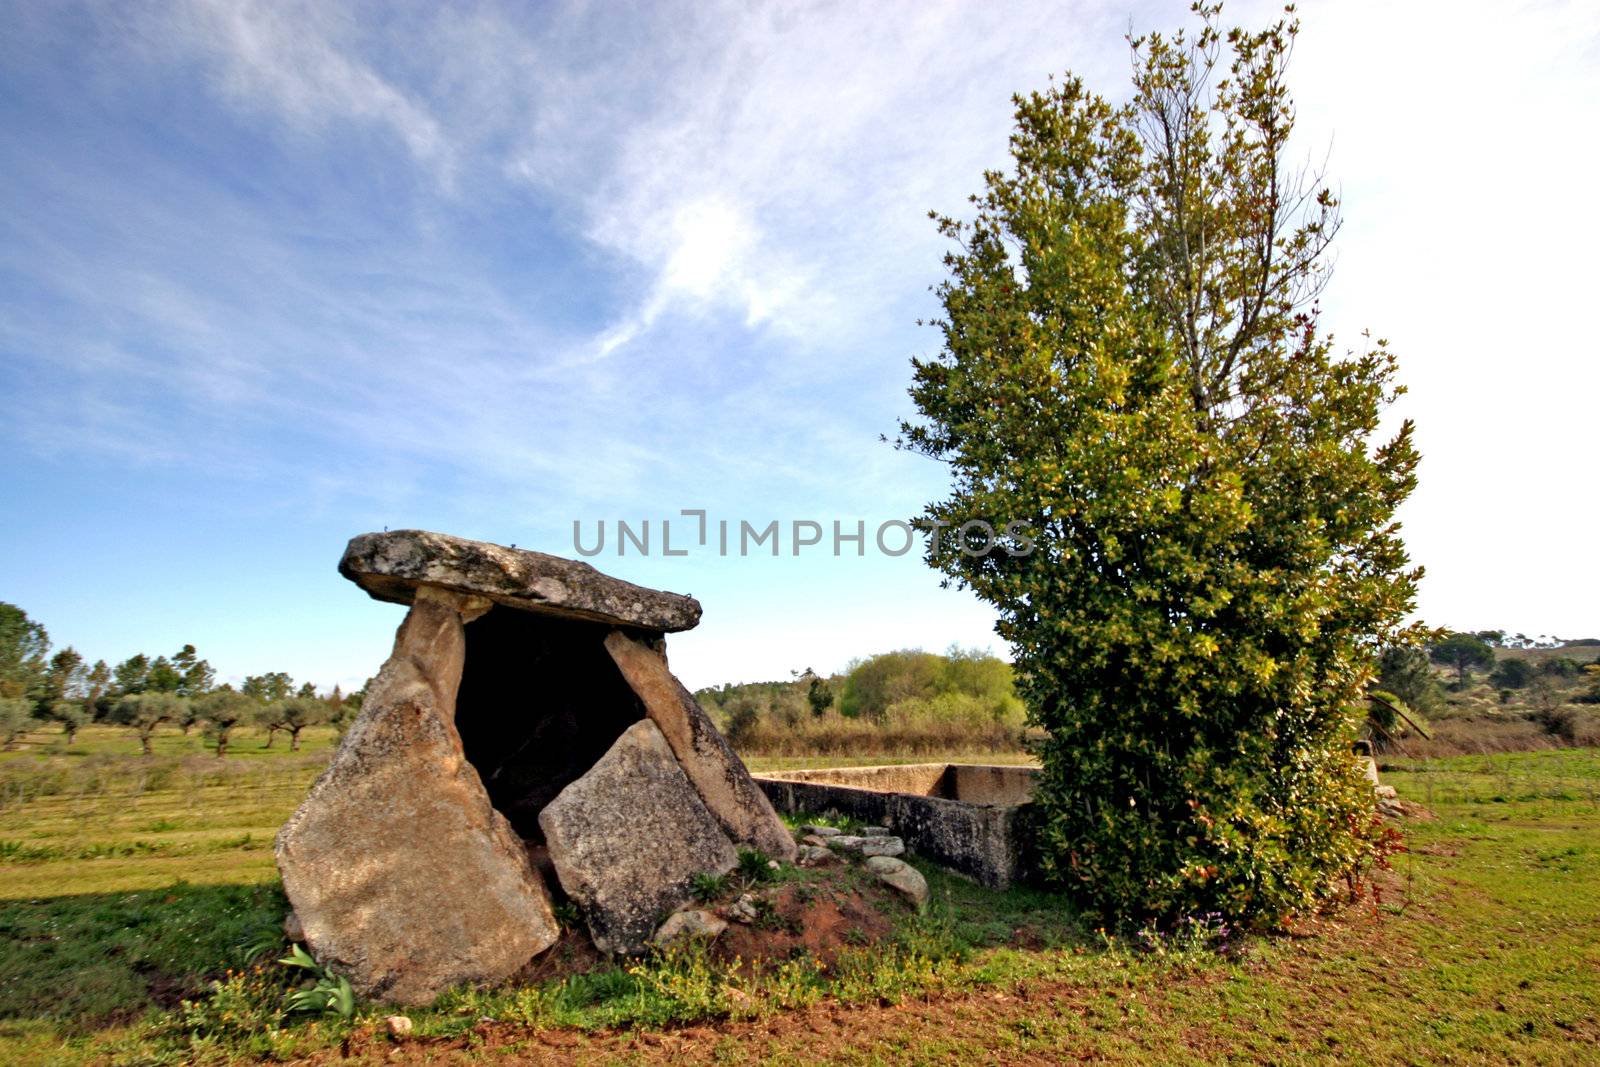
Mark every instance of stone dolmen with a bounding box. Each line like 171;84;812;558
274;530;793;1004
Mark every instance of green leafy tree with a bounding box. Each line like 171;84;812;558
171;644;215;697
0;696;34;750
113;654;151;696
145;655;183;694
1429;633;1494;688
254;701;288;748
50;699;91;744
0;602;50;701
1488;658;1535;690
277;696;329;751
112;692;183;756
243;672;294;704
83;660;113;720
1376;645;1440;713
40;647;86;716
898;6;1417;926
195;688;252;757
806;674;834;717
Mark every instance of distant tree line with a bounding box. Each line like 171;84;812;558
1373;630;1600;748
0;601;369;756
697;647;1027;756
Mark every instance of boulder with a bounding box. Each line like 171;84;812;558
859;836;906;858
796;845;837;866
341;530;701;632
802;825;841;837
802;834;834;848
826;835;866;853
865;856;929;909
604;632;796;861
861;826;891;836
540;719;738;955
653;909;729;945
275;588;560;1005
728;893;760;924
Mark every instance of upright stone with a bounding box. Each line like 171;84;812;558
275;587;560;1005
540;719;738;955
604;632;797;861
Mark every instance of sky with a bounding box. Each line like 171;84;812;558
2;0;1596;693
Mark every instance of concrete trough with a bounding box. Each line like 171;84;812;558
753;763;1040;889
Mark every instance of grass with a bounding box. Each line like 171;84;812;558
0;726;1597;1063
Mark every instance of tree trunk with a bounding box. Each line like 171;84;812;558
264;728;276;749
141;733;153;756
216;734;228;758
290;728;301;752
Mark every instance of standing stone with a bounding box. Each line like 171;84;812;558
540;719;739;955
275;587;560;1005
604;632;796;861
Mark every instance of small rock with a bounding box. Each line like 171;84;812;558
802;825;841;837
826;835;866;852
796;845;837;866
859;836;905;858
1374;785;1398;800
728;893;760;924
865;856;929;909
802;834;833;848
385;1015;413;1040
861;826;891;837
653;908;729;945
767;860;780;870
282;911;303;943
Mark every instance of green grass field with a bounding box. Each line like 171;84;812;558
1;726;1598;1064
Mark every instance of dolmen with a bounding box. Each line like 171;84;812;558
275;530;793;1004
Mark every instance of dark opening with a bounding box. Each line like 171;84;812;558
454;606;646;842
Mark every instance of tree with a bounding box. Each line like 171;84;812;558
1488;658;1535;690
171;644;215;697
254;701;289;748
41;647;86;714
0;602;50;701
1376;645;1440;713
295;681;317;700
723;696;761;749
277;696;329;751
111;692;183;756
243;672;294;703
806;674;834;717
145;655;183;694
50;699;90;744
195;689;252;757
113;654;151;696
0;696;33;750
83;660;112;720
1429;633;1495;688
898;6;1417;926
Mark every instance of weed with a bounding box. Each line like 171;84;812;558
691;871;730;902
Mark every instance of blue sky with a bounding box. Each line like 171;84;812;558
3;0;1597;693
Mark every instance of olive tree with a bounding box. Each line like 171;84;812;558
276;696;329;752
0;697;33;751
112;692;184;756
195;689;253;757
899;6;1417;925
